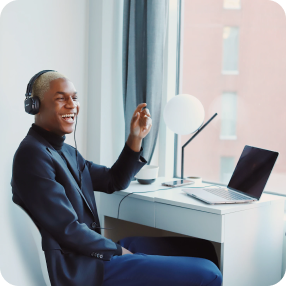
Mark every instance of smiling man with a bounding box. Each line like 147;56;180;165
11;71;222;286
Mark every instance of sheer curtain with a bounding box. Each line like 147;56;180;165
122;0;169;163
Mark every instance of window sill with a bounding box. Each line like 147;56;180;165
264;190;286;198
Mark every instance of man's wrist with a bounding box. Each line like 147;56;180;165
124;142;146;164
126;134;142;152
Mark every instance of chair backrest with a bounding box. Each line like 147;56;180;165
16;205;51;286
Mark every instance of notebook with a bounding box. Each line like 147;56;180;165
183;145;279;204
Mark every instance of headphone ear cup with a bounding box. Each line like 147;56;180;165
24;96;40;115
33;96;40;114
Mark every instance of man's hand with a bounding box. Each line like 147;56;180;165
130;103;152;139
126;103;152;152
122;246;133;255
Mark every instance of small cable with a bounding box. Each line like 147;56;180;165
117;187;174;219
74;114;78;153
74;115;82;189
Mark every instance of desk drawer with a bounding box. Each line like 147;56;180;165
101;193;155;227
155;203;224;243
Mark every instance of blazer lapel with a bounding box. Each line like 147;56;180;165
61;148;98;215
47;147;96;218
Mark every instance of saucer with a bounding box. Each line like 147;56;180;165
137;178;156;185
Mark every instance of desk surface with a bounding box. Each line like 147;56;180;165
114;177;284;215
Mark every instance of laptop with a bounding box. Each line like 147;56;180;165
183;145;279;204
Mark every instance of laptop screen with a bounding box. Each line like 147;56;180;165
227;145;279;200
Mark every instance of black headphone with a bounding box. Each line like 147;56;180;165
24;70;56;115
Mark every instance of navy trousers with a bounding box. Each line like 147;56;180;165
102;236;222;286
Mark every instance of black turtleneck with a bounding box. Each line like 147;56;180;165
31;123;65;151
30;124;71;172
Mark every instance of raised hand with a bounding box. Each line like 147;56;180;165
129;103;152;139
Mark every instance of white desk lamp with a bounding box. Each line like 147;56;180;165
163;94;217;179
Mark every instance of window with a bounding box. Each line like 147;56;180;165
220;157;235;184
224;0;241;9
175;0;286;195
222;27;239;74
220;92;237;139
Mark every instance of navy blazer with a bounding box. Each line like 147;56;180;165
11;128;146;286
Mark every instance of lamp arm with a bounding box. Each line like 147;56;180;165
181;113;218;179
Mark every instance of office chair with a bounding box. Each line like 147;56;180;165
16;205;51;286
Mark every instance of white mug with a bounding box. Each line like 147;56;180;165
135;165;159;184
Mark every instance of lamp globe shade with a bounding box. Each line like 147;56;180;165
163;94;205;135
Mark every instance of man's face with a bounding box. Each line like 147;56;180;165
35;78;80;136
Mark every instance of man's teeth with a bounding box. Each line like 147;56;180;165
62;114;74;118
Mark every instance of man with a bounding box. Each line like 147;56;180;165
11;71;222;286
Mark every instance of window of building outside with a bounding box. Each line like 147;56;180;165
222;27;239;74
220;157;235;184
220;92;237;139
176;0;286;195
224;0;241;9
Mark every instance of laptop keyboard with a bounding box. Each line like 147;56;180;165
204;187;251;201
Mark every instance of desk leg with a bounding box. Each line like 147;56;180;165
220;201;284;286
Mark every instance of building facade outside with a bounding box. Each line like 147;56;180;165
178;0;286;194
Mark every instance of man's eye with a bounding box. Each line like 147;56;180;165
73;97;78;101
57;97;64;100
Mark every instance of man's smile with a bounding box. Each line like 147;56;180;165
61;113;76;123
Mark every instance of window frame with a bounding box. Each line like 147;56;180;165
173;0;182;178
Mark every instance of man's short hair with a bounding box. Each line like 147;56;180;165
31;71;67;101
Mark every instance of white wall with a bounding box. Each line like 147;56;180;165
87;0;125;167
0;0;89;285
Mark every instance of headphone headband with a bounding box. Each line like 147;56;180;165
25;70;56;97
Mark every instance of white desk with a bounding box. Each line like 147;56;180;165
100;177;285;286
